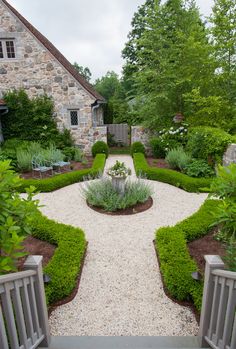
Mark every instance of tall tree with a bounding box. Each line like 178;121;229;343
129;0;214;128
73;62;92;82
210;0;236;103
94;72;129;124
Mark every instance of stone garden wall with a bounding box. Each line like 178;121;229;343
223;144;236;166
131;126;154;155
71;126;107;154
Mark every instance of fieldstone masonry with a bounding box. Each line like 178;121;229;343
131;126;154;155
223;144;236;166
0;2;105;154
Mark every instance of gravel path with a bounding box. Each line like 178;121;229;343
37;155;207;336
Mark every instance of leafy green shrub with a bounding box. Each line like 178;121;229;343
16;149;32;172
184;159;215;178
40;144;64;163
187;127;232;163
0;161;38;274
210;164;236;200
131;142;145;156
30;211;86;305
156;199;220;311
62;147;76;161
83;177;152;211
92;141;109;158
224;240;236;272
74;147;83;162
157;124;189;154
165;147;192;171
150;137;165;158
19;154;106;192
133;153;212;192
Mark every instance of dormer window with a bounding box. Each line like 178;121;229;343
0;39;16;59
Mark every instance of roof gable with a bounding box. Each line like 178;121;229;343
1;0;105;101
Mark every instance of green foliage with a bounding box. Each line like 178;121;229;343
40;144;64;163
212;200;236;240
0;161;38;274
2;90;73;148
150;137;165;158
210;164;236;200
19;154;106;193
133;153;212;192
184;159;215;178
224;239;236;272
16;149;32;172
73;62;92;82
84;177;152;212
30;211;86;304
156;199;220;311
94;71;129;124
131;142;145;156
74;147;83;162
91;141;109;158
187;127;232;163
165;147;192;171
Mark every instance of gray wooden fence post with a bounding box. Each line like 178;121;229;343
198;255;225;348
24;255;51;347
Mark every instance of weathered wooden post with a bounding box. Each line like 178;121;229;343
24;255;51;347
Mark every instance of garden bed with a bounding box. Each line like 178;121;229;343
20;157;93;180
188;229;226;274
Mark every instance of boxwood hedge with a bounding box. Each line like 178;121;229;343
19;154;106;192
155;199;220;311
133;153;212;193
30;211;87;305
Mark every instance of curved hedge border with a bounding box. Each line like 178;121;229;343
19;154;106;192
30;211;87;306
155;199;220;311
133;153;212;193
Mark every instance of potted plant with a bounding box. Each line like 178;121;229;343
107;161;131;194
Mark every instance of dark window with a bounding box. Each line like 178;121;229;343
0;42;3;59
70;110;79;126
6;40;15;58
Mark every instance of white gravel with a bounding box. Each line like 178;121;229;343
36;155;207;336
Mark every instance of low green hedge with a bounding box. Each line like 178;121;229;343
133;153;212;192
19;154;106;192
155;199;220;311
30;211;87;305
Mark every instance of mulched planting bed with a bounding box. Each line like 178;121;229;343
146;157;170;169
18;236;56;270
20;157;93;180
88;196;153;216
188;229;226;274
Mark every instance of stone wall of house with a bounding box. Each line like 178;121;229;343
131;126;153;155
0;3;103;153
71;126;107;154
223;144;236;166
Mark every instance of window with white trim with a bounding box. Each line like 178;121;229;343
70;110;79;126
0;39;16;59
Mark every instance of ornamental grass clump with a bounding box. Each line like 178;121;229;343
83;177;152;212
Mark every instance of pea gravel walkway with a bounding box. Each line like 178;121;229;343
37;155;208;336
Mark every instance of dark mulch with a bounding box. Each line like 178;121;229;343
146;157;170;169
17;236;56;270
188;229;226;274
20;157;93;180
87;197;153;216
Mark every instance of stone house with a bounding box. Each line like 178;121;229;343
0;0;107;153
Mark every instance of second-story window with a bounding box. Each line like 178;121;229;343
0;40;16;59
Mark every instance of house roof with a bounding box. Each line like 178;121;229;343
1;0;105;102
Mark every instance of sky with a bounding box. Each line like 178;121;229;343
8;0;214;81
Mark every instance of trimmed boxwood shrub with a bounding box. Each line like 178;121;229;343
155;199;220;311
133;153;212;193
91;141;109;158
19;154;106;193
131;142;145;156
30;211;86;305
187;127;232;163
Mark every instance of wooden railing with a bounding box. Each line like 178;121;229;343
199;255;236;349
0;256;50;349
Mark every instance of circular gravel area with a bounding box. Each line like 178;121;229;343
37;155;208;336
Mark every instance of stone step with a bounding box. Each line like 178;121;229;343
40;336;207;349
